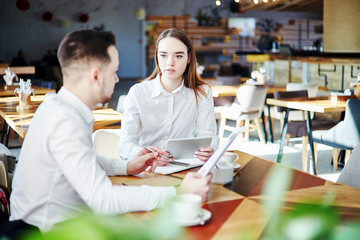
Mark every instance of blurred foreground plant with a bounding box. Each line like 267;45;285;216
260;165;360;240
24;203;184;240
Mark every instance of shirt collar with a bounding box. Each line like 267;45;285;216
56;87;94;126
150;74;187;98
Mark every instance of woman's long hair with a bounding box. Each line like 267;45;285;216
146;28;208;100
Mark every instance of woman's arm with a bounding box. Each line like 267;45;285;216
118;87;143;160
194;86;220;161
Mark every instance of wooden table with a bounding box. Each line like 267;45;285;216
0;85;55;97
211;85;241;98
211;84;286;98
0;66;35;75
109;151;360;239
266;97;346;174
0;95;122;145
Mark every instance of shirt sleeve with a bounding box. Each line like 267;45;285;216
118;86;143;160
196;85;220;150
49;114;176;215
96;154;128;176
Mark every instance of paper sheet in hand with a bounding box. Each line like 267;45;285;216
197;127;244;177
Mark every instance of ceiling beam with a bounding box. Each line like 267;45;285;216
239;0;323;12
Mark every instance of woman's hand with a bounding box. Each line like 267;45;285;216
194;147;214;162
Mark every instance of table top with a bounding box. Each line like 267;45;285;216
211;85;241;97
109;151;360;239
0;66;35;75
266;96;347;113
0;85;55;97
0;95;122;139
211;85;286;98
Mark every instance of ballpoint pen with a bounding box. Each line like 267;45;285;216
141;146;189;166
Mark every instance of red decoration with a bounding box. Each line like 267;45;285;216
79;13;89;23
16;0;30;11
42;11;53;22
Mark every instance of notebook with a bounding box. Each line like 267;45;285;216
153;137;212;175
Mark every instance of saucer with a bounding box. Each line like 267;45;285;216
232;163;241;169
175;209;211;227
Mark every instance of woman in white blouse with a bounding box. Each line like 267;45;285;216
119;28;219;165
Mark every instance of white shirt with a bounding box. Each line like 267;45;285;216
10;87;176;231
119;75;219;160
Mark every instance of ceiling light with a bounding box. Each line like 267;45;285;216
216;0;221;6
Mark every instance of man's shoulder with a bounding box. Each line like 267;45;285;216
38;94;76;117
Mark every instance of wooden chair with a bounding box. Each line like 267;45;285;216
313;99;360;171
0;143;16;190
217;84;268;143
270;82;319;130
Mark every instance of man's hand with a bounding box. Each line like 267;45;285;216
146;146;173;166
127;148;158;175
194;147;214;162
177;172;212;202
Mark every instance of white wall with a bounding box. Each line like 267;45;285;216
0;0;321;78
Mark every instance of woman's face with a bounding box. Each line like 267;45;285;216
157;37;189;84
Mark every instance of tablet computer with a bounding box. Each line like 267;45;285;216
165;137;212;160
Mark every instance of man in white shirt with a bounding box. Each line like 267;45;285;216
8;29;211;232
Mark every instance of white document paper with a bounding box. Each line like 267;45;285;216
197;127;244;177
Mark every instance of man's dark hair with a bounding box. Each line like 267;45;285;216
57;29;116;69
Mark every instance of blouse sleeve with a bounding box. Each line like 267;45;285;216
195;85;220;150
118;86;143;160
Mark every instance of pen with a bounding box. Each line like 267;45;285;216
141;146;172;160
141;146;189;167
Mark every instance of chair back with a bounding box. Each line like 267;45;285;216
236;84;268;117
274;90;308;112
116;95;127;114
0;161;7;188
313;99;360;150
92;129;121;159
286;82;318;98
215;75;241;86
337;143;360;188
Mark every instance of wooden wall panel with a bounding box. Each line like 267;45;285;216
324;0;360;53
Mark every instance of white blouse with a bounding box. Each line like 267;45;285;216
119;75;219;160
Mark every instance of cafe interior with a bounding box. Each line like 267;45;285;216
1;0;360;239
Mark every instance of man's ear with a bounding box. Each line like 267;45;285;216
90;68;101;86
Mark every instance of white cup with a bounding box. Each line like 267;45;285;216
172;194;202;222
219;152;239;165
211;162;234;184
